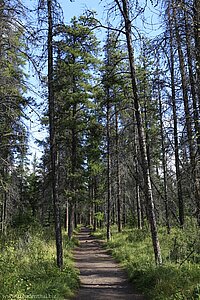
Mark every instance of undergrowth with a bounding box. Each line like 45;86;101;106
94;220;200;300
0;223;79;300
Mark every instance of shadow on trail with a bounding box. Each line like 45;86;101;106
72;227;145;300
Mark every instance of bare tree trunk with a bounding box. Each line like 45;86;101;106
136;182;142;229
157;71;170;233
88;178;92;226
106;92;111;241
1;190;7;234
68;122;76;239
194;0;200;109
122;176;126;228
64;200;68;232
134;130;142;230
193;3;200;224
47;0;63;269
93;203;97;232
115;106;121;232
68;65;77;238
114;0;162;264
173;0;200;226
68;202;74;239
184;10;200;149
168;5;184;227
173;0;195;171
184;8;200;225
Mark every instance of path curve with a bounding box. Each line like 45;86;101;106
72;227;145;300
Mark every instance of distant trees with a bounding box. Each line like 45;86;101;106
159;0;200;227
53;13;100;239
1;0;200;269
101;31;128;237
0;0;28;233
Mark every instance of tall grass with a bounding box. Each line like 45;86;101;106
94;220;200;300
0;224;79;300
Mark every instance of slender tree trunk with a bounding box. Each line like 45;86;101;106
160;105;170;233
64;200;68;232
1;167;8;234
47;0;63;269
93;202;97;231
68;124;76;239
88;178;92;226
68;203;74;239
106;92;111;241
122;182;126;228
173;0;195;169
184;10;200;149
168;6;184;227
136;183;142;229
74;202;77;229
2;191;7;234
184;8;200;225
115;0;162;264
115;106;121;232
193;1;200;224
194;0;200;109
68;68;77;239
173;0;200;226
157;71;170;233
134;128;142;230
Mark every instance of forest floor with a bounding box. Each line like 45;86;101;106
71;227;146;300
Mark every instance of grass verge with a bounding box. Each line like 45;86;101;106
94;221;200;300
0;225;79;300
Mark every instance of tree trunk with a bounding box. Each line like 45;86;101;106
68;203;74;239
184;7;200;225
157;71;170;233
122;179;126;227
68;69;77;239
173;0;195;171
134;130;142;230
64;201;68;232
106;91;111;241
136;183;142;229
184;10;200;150
193;0;200;109
47;0;63;269
115;106;121;232
115;0;162;264
168;5;184;227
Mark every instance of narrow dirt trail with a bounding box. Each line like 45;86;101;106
72;227;145;300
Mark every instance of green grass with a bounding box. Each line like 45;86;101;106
0;225;79;300
94;221;200;300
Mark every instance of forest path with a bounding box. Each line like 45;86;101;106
71;227;145;300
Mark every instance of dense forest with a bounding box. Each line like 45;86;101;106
0;0;200;299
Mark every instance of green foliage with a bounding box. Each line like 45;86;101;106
0;226;79;299
94;222;200;300
94;211;104;222
11;212;37;229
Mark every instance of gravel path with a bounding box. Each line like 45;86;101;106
72;227;145;300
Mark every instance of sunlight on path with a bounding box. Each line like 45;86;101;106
72;228;145;300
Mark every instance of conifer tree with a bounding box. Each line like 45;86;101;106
53;12;100;239
0;0;28;232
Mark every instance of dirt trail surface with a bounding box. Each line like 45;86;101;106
72;227;145;300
